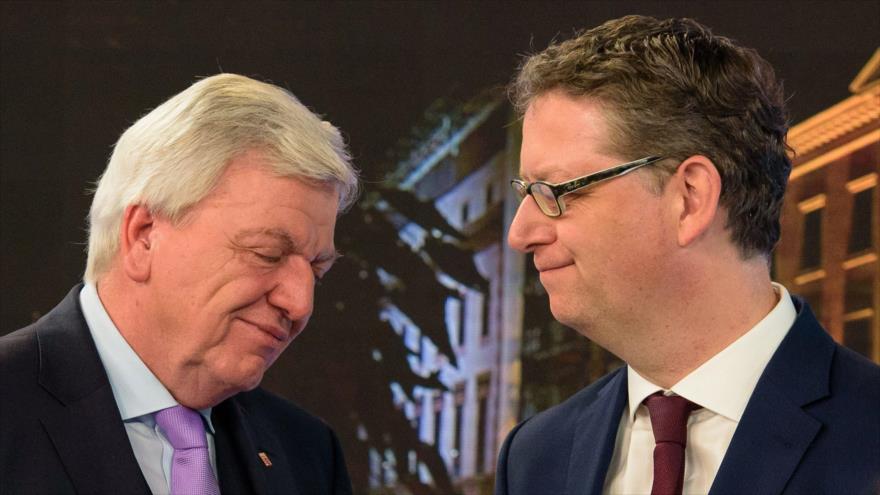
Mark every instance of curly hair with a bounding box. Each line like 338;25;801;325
511;15;791;258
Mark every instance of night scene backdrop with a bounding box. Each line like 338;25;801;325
2;2;878;494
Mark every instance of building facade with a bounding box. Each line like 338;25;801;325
775;49;880;364
383;95;517;494
382;92;624;494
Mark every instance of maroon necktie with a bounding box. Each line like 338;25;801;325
644;392;701;495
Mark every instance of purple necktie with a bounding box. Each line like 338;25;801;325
155;405;221;495
644;392;701;495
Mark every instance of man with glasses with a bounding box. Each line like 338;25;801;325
496;15;879;495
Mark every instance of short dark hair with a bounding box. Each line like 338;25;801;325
511;15;791;258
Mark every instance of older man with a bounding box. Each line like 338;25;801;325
1;74;358;494
496;16;880;495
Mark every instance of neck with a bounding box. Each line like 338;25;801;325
96;272;228;409
621;255;777;389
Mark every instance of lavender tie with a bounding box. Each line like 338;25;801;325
155;405;221;495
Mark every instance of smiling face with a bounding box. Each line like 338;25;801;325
140;150;339;403
508;91;679;351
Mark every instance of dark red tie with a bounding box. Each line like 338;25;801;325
644;392;700;495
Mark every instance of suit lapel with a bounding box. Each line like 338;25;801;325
36;285;151;495
564;369;628;495
39;388;151;494
214;397;299;495
710;300;832;495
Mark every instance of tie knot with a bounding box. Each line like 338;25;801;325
643;392;700;445
155;405;208;450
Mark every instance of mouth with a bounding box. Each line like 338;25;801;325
534;260;574;273
238;317;288;343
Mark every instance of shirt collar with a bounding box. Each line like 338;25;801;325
79;283;214;433
626;283;796;422
626;367;664;421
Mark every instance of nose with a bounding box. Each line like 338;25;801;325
507;195;556;253
267;256;315;323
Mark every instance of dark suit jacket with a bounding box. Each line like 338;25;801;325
0;285;352;495
495;297;880;495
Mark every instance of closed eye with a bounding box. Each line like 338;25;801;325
311;262;333;280
311;253;340;280
252;250;284;265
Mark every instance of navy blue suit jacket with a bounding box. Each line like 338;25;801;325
495;298;880;494
0;285;352;495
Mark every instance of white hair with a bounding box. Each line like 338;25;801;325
85;73;359;283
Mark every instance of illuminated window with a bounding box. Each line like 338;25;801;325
844;264;876;361
452;384;465;476
481;292;491;339
433;392;444;447
457;295;467;347
846;174;877;254
476;373;491;473
798;194;826;271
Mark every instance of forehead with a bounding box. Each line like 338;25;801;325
520;92;617;182
190;154;339;253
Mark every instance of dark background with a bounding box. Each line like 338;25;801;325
2;2;878;492
2;0;878;341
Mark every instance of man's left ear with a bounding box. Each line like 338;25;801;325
671;155;722;247
120;204;157;283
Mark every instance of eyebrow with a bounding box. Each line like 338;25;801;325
518;160;568;182
517;170;567;184
234;228;295;252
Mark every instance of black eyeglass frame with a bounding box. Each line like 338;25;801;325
510;155;665;217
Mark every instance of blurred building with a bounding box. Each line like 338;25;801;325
775;48;880;363
381;94;515;495
383;92;622;494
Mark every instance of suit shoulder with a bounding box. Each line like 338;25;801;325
496;368;625;495
0;322;39;349
830;343;880;404
517;367;624;433
505;367;624;451
2;286;86;380
0;323;39;379
235;387;337;438
833;343;880;380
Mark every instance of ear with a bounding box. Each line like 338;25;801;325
671;155;722;247
120;204;155;283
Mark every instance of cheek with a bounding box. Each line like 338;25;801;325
206;278;274;322
564;209;665;277
153;247;229;297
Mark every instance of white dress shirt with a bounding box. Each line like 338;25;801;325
80;283;218;495
603;283;797;495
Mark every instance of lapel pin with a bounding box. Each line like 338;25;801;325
258;451;273;467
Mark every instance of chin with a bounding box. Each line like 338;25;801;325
216;363;267;397
548;296;575;325
549;299;595;338
240;375;264;391
234;368;267;393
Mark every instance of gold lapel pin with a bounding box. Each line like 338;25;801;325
258;452;273;467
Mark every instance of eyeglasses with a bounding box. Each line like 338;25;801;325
510;155;664;217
